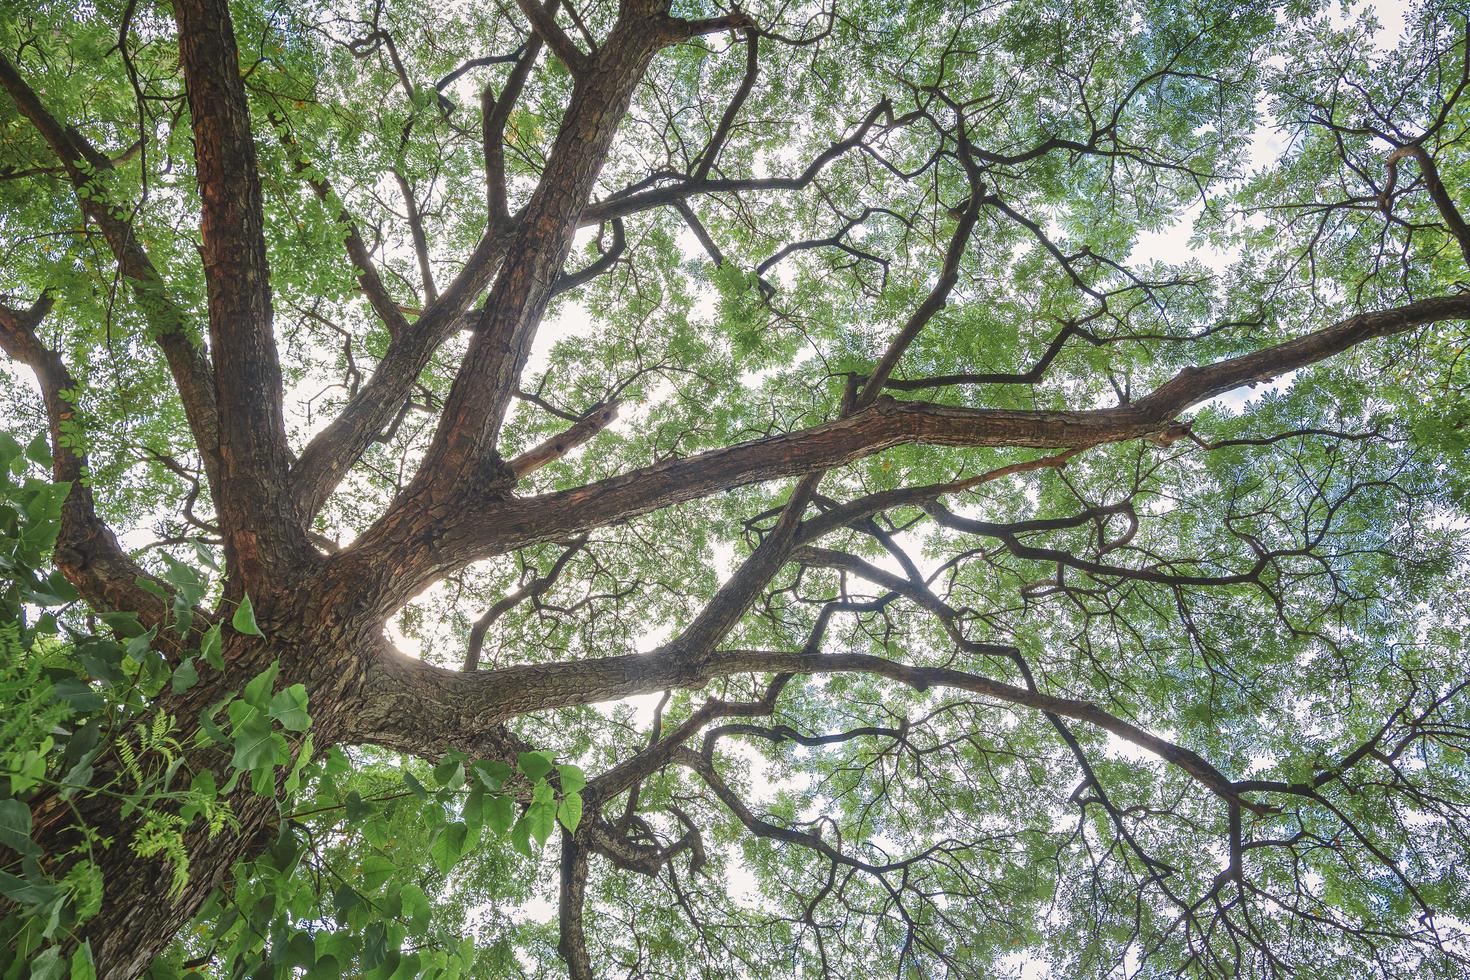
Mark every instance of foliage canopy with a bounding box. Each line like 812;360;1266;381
3;0;1470;976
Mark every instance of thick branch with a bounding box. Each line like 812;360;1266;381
557;833;594;980
514;0;588;74
0;296;195;650
172;0;304;582
289;228;515;519
371;17;667;527
354;646;1252;807
338;292;1470;611
508;401;620;478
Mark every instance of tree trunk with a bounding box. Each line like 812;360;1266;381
62;779;279;979
26;616;373;977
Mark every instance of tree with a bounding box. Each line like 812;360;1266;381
3;0;1470;974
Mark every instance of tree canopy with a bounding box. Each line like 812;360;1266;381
3;0;1470;976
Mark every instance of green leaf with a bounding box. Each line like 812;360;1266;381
485;793;515;835
100;611;145;638
344;790;373;823
432;757;465;790
73;638;123;684
232;593;263;636
516;750;554;782
285;733;315;795
159;554;205;605
70;942;96;980
170;658;199;694
24;431;51;467
472;759;512;789
197;704;230;747
398;882;430;931
557;763;587;795
333;884;363;922
0;798;38;857
463;786;486;837
199;624;223;669
362;854;396;892
51;678;103;712
241;661;280;709
268;683;312;731
285;931;316;969
29;947;64;980
324;746;351;776
0;870;60;905
402;771;427;800
231;715;287;772
362;921;387;970
526;799;556;846
430;821;468;875
0;431;21;471
557;791;583;834
509;814;533;857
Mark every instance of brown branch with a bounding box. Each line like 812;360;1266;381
672;200;727;268
515;0;588;74
580;98;904;227
0;295;198;652
338;291;1470;613
355;643;1257;810
1382;143;1470;268
483;19;548;227
690;28;758;182
295;93;912;524
461;534;586;671
288;227;515;519
172;0;304;583
508;401;620;478
656;10;757;43
557;832;595;980
551;219;627;296
371;14;669;527
855;107;984;405
393;168;438;303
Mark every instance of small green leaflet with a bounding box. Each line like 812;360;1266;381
0;798;38;856
232;593;263;636
558;792;583;834
525;799;556;846
200;624;223;669
430;822;468;874
269;684;312;731
516;750;553;782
